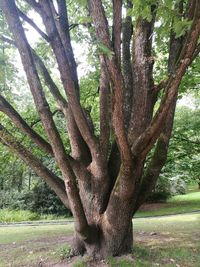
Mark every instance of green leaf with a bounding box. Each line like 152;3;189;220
173;19;192;38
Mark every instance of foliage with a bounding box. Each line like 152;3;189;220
149;174;186;202
28;181;71;215
0;209;39;222
149;104;200;202
0;181;71;216
163;105;200;185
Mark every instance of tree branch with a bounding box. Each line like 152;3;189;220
37;0;99;163
168;1;184;74
153;79;168;94
1;0;90;236
0;94;53;156
0;123;69;209
122;0;133;129
30;109;61;127
131;1;200;157
24;0;41;11
89;0;132;165
1;33;91;163
112;0;122;64
133;98;177;214
99;56;111;159
17;8;50;42
51;0;80;97
192;42;200;61
32;50;68;111
128;6;156;142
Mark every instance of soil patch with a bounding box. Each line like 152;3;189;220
139;202;170;212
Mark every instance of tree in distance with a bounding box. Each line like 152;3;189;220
0;0;200;259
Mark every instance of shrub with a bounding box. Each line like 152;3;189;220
28;181;71;215
0;181;71;216
149;175;187;202
169;175;187;195
0;190;29;210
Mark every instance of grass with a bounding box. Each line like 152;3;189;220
0;208;71;223
133;213;200;233
0;212;199;266
0;224;74;245
0;209;40;223
0;185;199;266
0;224;74;267
135;190;200;218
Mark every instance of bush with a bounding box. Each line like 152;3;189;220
169;175;187;195
0;190;29;210
0;181;71;216
149;175;187;202
28;181;71;215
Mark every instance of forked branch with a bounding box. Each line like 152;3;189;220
131;1;200;157
89;0;132;165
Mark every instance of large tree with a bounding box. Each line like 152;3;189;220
0;0;200;258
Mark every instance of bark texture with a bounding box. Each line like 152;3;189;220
0;0;200;258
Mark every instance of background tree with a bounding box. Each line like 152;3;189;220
0;0;200;258
165;105;200;188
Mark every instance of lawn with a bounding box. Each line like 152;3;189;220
135;189;200;218
0;213;200;266
0;187;199;266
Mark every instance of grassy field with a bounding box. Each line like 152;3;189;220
0;224;74;267
135;188;200;218
0;212;200;266
0;187;199;266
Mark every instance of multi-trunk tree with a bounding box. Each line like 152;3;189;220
0;0;200;258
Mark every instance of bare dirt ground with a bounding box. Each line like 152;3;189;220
139;202;169;211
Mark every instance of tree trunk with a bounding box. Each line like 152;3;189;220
72;216;133;258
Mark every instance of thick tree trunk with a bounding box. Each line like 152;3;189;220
72;217;133;258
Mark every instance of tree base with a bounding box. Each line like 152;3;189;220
72;222;133;260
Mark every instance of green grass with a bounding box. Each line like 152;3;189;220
0;224;74;267
133;213;200;233
132;245;200;267
0;209;71;223
135;190;200;218
0;187;199;266
0;213;199;266
0;224;74;245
